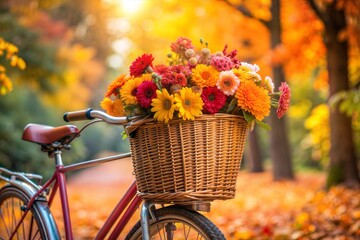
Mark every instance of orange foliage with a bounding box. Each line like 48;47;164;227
42;44;105;111
50;158;360;239
281;0;327;88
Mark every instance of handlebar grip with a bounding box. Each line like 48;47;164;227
63;109;94;122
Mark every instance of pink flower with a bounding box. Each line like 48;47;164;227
170;37;194;54
136;81;157;108
201;86;227;114
277;82;291;118
210;56;234;71
130;54;154;77
217;70;240;96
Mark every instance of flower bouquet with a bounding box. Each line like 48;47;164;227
100;37;290;203
101;37;290;128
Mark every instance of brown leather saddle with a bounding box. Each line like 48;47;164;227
22;124;79;146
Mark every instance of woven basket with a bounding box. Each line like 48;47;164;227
126;114;248;203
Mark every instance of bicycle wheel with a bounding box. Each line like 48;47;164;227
0;186;60;240
125;205;226;240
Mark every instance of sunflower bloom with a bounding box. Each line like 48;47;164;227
235;80;270;121
151;89;176;123
139;73;153;82
216;70;240;95
120;77;144;105
191;64;219;88
174;87;203;120
100;97;125;116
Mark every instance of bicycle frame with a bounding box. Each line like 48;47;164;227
8;151;144;240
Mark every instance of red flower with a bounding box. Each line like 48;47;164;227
155;64;190;89
277;82;291;118
136;80;157;108
130;54;154;77
201;87;226;114
222;44;240;67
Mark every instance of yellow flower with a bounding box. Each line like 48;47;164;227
233;68;261;82
191;64;219;88
120;77;143;105
0;73;13;95
100;97;125;116
174;87;203;120
235;80;270;121
262;76;275;93
151;89;176;123
139;73;153;82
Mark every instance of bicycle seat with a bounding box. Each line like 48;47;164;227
22;124;79;145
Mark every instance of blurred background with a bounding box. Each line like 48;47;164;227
1;0;359;184
1;0;359;238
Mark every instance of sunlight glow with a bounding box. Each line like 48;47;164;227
121;0;144;14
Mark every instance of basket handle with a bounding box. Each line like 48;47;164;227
125;116;153;137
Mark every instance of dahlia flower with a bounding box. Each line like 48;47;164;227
277;82;291;118
129;54;154;77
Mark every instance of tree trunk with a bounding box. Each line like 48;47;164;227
269;0;294;180
247;127;264;172
322;3;360;188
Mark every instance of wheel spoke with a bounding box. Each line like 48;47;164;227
126;206;225;240
0;188;49;240
29;215;35;240
0;201;11;237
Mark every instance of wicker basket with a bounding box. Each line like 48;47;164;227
125;114;248;203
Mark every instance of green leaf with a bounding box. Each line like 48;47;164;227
255;120;272;131
243;110;255;123
227;98;238;113
122;131;128;140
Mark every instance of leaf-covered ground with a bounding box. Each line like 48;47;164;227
50;158;360;239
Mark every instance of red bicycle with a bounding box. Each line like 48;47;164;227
0;109;225;239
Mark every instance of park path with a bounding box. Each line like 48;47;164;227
51;154;328;239
67;156;135;187
52;156;138;239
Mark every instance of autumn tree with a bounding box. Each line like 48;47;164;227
225;0;294;180
0;38;26;94
307;0;360;188
0;0;114;177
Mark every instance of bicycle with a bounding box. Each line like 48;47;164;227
0;109;226;239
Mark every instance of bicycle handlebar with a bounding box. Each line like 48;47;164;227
63;109;94;122
63;109;141;125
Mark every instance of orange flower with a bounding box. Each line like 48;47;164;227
100;97;125;116
191;64;219;88
105;74;129;97
235;81;270;121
